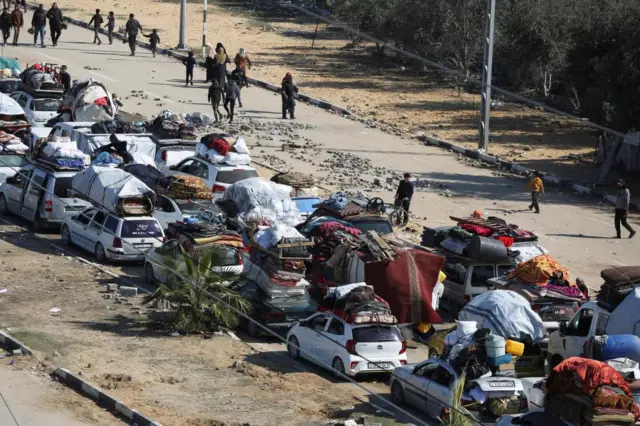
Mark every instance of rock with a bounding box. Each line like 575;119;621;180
118;286;138;298
105;283;118;293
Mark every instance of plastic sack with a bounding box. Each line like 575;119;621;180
254;223;304;249
223;152;251;166
233;137;250;155
207;151;225;164
131;152;156;167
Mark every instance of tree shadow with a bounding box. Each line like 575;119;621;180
67;313;170;338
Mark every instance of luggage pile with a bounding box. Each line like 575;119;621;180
167;221;241;254
195;134;251;166
270;171;317;196
72;165;156;215
597;266;640;308
317;283;397;325
156;175;211;200
546;358;640;425
33;136;86;169
145;110;202;140
90;119;146;135
0;130;28;153
0;56;21;76
63;79;116;122
20;64;63;94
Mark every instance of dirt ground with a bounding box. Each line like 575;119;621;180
59;0;601;182
0;225;395;426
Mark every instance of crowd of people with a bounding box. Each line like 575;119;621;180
0;1;63;47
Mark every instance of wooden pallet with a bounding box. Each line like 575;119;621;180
359;230;396;262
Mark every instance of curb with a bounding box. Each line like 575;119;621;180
419;134;640;211
0;330;34;355
54;368;164;426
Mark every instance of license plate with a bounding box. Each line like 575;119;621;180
134;244;153;249
367;362;393;370
488;380;515;388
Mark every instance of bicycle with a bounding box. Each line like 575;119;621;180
365;197;410;228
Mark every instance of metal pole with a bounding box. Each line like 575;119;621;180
311;21;319;48
202;0;207;58
177;0;187;49
479;0;496;152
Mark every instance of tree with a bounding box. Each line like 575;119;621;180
144;248;251;334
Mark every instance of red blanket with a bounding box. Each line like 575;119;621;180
364;249;443;324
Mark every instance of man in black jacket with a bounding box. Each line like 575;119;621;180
88;8;103;45
45;2;62;46
0;7;11;46
59;64;70;93
31;4;46;47
124;13;142;56
394;173;414;213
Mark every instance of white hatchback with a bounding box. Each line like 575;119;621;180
61;207;164;262
286;312;407;378
10;91;61;127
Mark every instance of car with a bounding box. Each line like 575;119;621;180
153;195;225;230
154;140;197;174
144;239;243;285
61;207;164;262
0;163;90;229
10;91;62;127
286;312;408;377
168;156;259;198
292;196;322;221
389;359;528;421
0;78;21;94
25;127;52;151
230;279;317;337
495;411;571;426
346;215;394;235
0;153;30;184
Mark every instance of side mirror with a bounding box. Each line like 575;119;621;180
5;176;14;184
559;321;568;336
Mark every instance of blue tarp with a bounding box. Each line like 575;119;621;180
0;57;21;72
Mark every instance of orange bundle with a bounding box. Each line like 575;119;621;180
507;254;573;286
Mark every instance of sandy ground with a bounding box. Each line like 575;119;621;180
57;0;601;182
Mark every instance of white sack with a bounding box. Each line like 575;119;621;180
0;93;25;116
43;142;84;159
2;142;29;152
327;283;369;300
233;137;250;155
131;152;156;167
224;152;251;166
72;165;152;211
254;223;304;249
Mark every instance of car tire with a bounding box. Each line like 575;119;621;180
0;194;8;215
391;380;405;404
30;213;44;232
287;336;300;359
61;225;72;246
95;242;107;263
332;357;346;379
144;263;155;285
429;348;439;359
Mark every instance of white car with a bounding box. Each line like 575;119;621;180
168;156;259;198
154;141;196;174
61;207;164;262
286;312;408;377
154;195;224;230
0;153;30;184
10;91;61;127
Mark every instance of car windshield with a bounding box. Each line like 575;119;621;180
294;198;321;213
176;200;216;215
120;220;163;238
32;99;61;112
350;219;393;235
537;303;579;322
0;154;29;168
0;80;20;93
216;169;259;184
210;246;240;266
352;326;402;342
53;177;73;198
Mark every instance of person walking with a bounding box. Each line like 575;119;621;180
143;28;160;57
207;79;223;123
88;8;103;45
59;64;70;92
281;72;298;119
183;50;196;86
124;13;142;56
105;11;114;44
223;78;240;123
0;7;11;45
614;179;636;239
204;43;215;82
230;64;245;108
31;4;46;47
211;44;229;89
46;2;62;46
234;48;251;87
394;173;414;213
528;171;544;214
10;4;21;45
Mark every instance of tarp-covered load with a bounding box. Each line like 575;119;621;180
64;79;115;122
0;57;21;74
145;110;213;140
507;254;573;286
34;136;86;169
20;64;63;94
77;134;156;158
195;134;251;166
0;130;28;153
0;92;27;117
72;165;155;215
458;290;546;342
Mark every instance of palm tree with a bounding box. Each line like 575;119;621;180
440;370;473;426
144;247;251;334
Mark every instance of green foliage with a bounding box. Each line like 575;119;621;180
144;247;251;334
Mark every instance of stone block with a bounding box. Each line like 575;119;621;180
118;286;137;298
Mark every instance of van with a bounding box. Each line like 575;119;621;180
0;163;90;229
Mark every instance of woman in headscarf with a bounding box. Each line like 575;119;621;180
234;48;251;87
211;43;230;88
281;72;298;119
205;43;216;82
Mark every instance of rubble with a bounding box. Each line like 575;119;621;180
118;286;138;298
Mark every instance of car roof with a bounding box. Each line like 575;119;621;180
85;207;158;221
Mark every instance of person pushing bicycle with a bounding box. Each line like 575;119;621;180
394;172;414;213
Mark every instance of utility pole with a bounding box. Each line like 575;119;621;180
177;0;187;49
478;0;496;152
202;0;208;57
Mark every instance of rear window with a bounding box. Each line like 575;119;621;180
350;219;393;235
537;304;579;322
216;169;259;184
176;200;216;215
211;246;240;266
32;99;61;112
294;198;321;213
120;220;163;238
0;154;29;168
53;177;73;198
352;326;402;343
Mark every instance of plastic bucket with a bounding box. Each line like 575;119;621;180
488;353;513;367
485;334;506;358
602;335;640;362
456;320;478;338
505;339;525;357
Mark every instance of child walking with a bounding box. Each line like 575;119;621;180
208;79;224;122
144;28;160;57
223;78;240;123
182;51;196;86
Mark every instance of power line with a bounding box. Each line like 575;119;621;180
0;391;20;426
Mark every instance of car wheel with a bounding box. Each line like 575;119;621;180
30;213;44;232
332;357;346;379
61;225;72;246
429;348;439;359
391;380;405;404
0;194;8;215
95;242;107;263
144;263;155;285
287;336;300;359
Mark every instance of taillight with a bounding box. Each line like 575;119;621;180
400;360;407;365
440;409;450;421
236;251;243;265
463;294;471;303
161;151;167;161
519;397;528;411
212;184;225;193
399;340;407;355
349;361;359;369
262;311;284;322
112;237;122;248
346;339;357;355
45;200;53;212
532;304;541;313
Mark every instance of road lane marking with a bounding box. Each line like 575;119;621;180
87;70;117;82
612;260;627;266
143;91;176;104
36;52;62;62
589;216;611;226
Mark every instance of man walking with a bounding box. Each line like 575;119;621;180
394;173;414;213
59;64;70;93
88;8;103;45
105;11;114;44
31;4;46;47
614;179;636;239
46;2;62;46
10;4;21;45
0;7;11;45
124;13;142;56
528;171;544;214
223;78;240;123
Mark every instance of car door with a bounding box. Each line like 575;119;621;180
324;317;347;365
153;195;177;230
5;169;30;214
562;308;595;358
70;208;97;251
300;314;330;365
149;240;180;283
21;169;47;222
405;361;438;412
426;365;455;416
86;210;107;251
